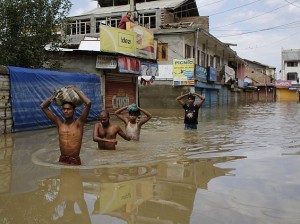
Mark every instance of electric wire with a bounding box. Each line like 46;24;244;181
210;0;300;30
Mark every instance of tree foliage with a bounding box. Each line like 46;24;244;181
0;0;72;68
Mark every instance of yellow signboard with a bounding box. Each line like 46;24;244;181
100;25;136;56
173;58;195;86
126;23;155;59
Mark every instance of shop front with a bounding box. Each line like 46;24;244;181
275;80;299;101
104;73;138;113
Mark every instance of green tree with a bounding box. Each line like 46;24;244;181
0;0;72;68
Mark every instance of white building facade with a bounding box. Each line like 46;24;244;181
281;49;300;85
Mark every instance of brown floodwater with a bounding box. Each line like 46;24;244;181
1;102;300;224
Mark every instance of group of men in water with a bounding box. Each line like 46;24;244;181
40;86;205;166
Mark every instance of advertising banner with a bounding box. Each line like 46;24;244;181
126;23;155;60
100;25;136;56
118;56;141;74
196;65;207;81
173;58;195;86
224;65;235;83
141;62;158;76
207;66;217;82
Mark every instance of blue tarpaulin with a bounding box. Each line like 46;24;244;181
8;66;101;132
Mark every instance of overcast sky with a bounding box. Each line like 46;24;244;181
69;0;300;75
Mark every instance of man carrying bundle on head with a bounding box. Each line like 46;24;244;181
115;104;152;141
40;86;91;165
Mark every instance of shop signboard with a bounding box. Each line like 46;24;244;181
96;55;117;69
100;25;136;56
126;23;155;60
173;58;195;86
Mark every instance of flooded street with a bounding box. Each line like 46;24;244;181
1;102;300;224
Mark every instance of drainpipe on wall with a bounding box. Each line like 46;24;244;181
264;73;267;102
194;28;200;80
297;77;299;102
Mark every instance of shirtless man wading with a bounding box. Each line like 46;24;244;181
93;110;130;150
40;86;91;165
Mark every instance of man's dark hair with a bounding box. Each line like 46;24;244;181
129;110;140;116
187;94;195;100
62;101;76;110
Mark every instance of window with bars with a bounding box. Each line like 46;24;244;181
68;19;91;35
70;12;157;35
95;17;121;32
215;56;221;68
185;44;192;58
210;55;214;67
287;72;298;80
158;43;168;61
138;13;156;29
287;61;298;67
96;19;107;33
201;51;206;67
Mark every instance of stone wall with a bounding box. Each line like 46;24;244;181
0;66;12;134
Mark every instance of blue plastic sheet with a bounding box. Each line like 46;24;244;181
8;66;101;132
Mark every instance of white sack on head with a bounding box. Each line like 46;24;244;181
53;87;84;107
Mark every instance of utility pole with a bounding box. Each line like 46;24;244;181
130;0;135;11
130;0;138;21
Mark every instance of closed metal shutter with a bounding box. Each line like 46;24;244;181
105;74;137;113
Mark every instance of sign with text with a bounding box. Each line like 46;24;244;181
173;58;195;86
100;25;136;56
96;55;117;69
275;80;291;88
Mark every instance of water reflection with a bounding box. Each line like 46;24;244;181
0;154;241;223
39;169;91;223
0;134;13;194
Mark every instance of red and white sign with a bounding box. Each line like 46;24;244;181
118;56;141;74
275;80;291;88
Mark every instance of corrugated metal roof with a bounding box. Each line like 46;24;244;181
78;40;100;51
75;0;188;17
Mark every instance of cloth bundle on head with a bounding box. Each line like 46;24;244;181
127;104;140;115
53;87;84;107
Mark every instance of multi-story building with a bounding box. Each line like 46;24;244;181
280;49;300;83
276;49;300;101
64;0;245;109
